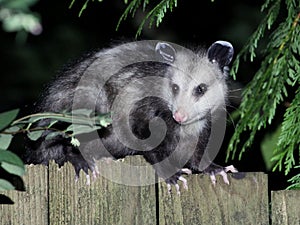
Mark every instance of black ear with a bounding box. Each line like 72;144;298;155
207;41;234;68
155;42;176;63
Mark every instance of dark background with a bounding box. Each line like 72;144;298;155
0;0;289;189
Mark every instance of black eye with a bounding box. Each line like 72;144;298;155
194;83;207;97
172;84;179;95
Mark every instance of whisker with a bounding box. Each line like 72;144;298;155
223;107;238;130
228;88;243;93
227;95;242;99
226;102;241;111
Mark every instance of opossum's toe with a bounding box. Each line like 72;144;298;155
209;170;229;186
75;174;79;183
211;169;230;185
85;174;91;185
219;170;230;185
224;165;238;173
167;183;180;195
175;184;180;195
166;182;182;195
209;173;217;186
181;168;192;175
178;176;188;190
225;165;246;179
92;165;100;180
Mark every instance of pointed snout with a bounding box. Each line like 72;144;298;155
173;110;188;123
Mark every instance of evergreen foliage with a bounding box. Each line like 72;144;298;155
227;0;299;188
117;0;177;37
70;0;178;37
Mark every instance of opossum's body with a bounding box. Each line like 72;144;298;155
24;40;237;191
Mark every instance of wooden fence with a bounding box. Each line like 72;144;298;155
1;156;299;225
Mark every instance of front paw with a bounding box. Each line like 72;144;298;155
164;168;192;195
203;164;239;186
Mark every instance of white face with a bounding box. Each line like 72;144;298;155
165;53;228;125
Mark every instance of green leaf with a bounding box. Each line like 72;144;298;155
0;179;15;191
27;130;44;141
1;162;25;177
72;108;93;116
66;124;99;136
0;126;20;149
0;134;13;150
45;131;63;140
24;113;90;125
0;150;25;176
0;109;19;130
26;113;65;124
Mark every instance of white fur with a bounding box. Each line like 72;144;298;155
163;50;228;136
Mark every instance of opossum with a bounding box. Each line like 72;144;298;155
24;40;239;193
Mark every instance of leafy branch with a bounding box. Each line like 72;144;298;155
70;0;178;37
0;108;111;198
117;0;178;37
227;0;300;188
230;0;281;79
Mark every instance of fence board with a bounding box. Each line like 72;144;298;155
159;172;269;225
271;190;300;225
1;158;300;225
48;156;157;225
0;165;48;225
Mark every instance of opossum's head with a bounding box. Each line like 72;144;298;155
156;41;234;125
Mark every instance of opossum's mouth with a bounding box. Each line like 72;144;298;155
175;112;209;126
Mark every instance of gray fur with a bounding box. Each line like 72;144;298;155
24;40;235;188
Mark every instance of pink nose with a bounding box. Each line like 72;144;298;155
173;111;188;123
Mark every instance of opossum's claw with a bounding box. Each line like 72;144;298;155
224;165;238;173
165;168;192;195
85;174;91;185
85;165;101;184
69;157;99;184
92;165;100;180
